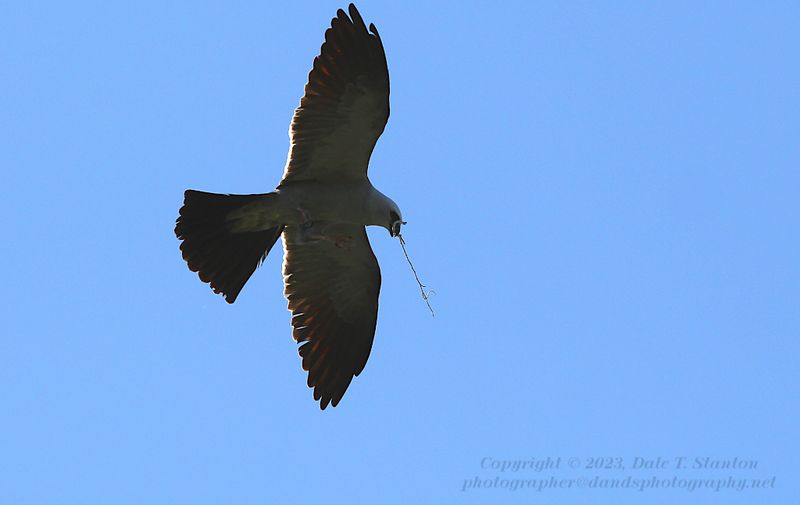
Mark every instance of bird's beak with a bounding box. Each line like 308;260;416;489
390;220;406;237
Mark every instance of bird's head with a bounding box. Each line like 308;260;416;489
370;190;404;237
388;209;406;237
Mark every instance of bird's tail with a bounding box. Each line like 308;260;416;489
175;190;285;303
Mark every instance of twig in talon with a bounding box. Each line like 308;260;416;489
397;233;435;317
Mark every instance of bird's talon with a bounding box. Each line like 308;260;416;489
334;235;354;248
297;206;314;229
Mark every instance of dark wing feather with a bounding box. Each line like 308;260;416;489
282;224;381;409
280;4;390;184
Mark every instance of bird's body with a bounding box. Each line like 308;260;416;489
174;4;402;409
225;181;400;233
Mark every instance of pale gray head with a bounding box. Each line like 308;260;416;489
370;190;404;237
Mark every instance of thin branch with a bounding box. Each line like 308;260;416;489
397;233;435;317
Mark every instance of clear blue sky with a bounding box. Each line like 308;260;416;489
2;1;798;503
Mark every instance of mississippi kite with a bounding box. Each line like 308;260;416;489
175;4;403;409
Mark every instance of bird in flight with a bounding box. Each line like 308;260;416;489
175;4;402;409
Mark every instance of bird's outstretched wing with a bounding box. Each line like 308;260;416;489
282;224;381;409
280;3;389;184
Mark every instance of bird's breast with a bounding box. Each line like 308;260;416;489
275;180;378;226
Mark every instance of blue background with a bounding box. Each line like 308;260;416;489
2;1;798;503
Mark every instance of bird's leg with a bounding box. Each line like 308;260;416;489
330;235;354;249
297;221;353;249
298;220;330;243
313;233;354;249
297;205;314;230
